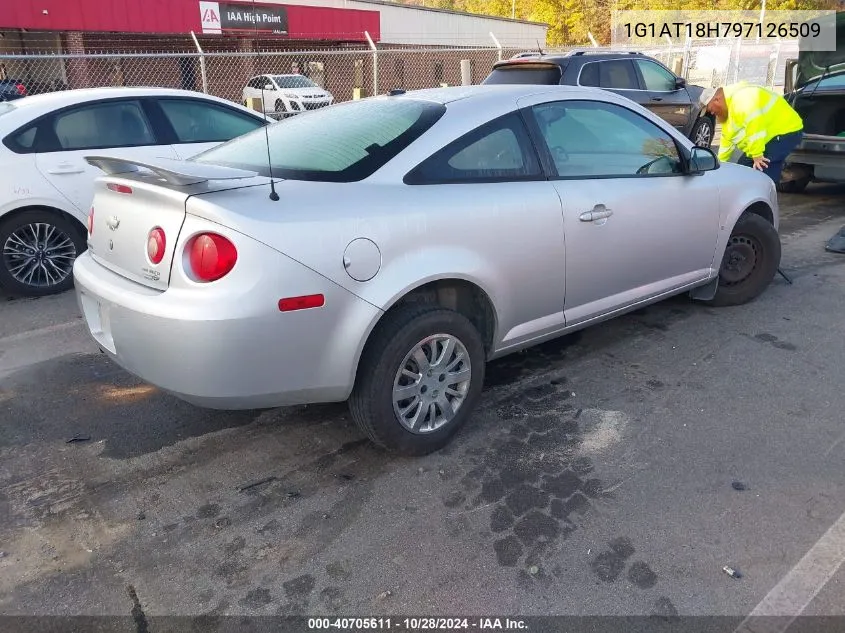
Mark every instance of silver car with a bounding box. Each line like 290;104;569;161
73;85;781;455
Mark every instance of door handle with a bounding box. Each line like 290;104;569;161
651;97;663;101
579;205;613;222
47;163;85;175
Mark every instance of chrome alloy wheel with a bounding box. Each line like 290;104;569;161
392;334;472;434
694;121;713;147
2;222;78;289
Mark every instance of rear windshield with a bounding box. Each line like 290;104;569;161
483;65;562;85
801;73;845;91
194;98;446;182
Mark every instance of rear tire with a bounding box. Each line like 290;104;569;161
705;213;781;307
0;209;86;297
349;305;486;456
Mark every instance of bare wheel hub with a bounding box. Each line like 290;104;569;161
720;234;760;285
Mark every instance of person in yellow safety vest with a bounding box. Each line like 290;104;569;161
699;82;804;185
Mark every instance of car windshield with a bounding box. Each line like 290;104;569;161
272;75;317;89
194;98;446;182
483;65;562;85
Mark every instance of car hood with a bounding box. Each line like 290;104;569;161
795;12;845;89
279;87;330;97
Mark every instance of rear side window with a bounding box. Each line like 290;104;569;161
53;101;155;150
195;98;445;182
579;60;639;90
3;123;43;153
579;63;600;86
157;99;263;143
12;126;37;150
483;64;562;85
405;111;542;184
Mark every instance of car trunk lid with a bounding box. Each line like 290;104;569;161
84;155;259;290
793;12;845;90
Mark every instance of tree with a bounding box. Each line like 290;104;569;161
392;0;841;46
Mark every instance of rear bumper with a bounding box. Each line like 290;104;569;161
787;135;845;167
72;237;381;409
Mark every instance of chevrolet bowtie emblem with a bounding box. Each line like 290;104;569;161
107;216;120;231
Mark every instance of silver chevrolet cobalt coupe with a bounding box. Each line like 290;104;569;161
74;84;781;455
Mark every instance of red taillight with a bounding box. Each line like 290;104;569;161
188;233;237;282
147;227;166;265
87;207;94;236
279;294;325;312
15;84;26;95
107;183;133;194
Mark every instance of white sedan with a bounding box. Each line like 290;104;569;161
0;87;267;297
242;74;334;115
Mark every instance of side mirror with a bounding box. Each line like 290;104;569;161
690;146;718;173
675;76;686;88
264;83;274;91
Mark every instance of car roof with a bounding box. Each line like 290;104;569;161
8;86;233;110
494;50;650;67
387;84;608;106
0;87;264;128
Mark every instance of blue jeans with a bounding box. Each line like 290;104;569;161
737;130;804;184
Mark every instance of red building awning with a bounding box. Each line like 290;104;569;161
2;0;380;42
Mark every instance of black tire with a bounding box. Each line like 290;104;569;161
0;209;86;297
776;175;810;194
705;213;781;307
349;305;486;456
690;116;715;148
275;99;285;112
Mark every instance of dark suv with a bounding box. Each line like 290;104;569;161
0;79;27;101
483;51;715;148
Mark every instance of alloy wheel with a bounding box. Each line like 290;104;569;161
392;334;472;434
695;122;713;147
2;222;78;289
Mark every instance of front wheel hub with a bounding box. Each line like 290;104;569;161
720;234;760;285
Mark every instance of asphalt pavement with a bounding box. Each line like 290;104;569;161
1;186;844;623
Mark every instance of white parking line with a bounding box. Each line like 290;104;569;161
734;509;845;633
0;320;84;346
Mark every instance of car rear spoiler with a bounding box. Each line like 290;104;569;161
85;155;258;186
491;59;560;70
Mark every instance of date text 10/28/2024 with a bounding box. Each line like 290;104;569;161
622;21;821;39
308;618;528;631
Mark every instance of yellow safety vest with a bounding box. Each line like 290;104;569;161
717;82;803;163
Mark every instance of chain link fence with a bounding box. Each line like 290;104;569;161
0;38;799;113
